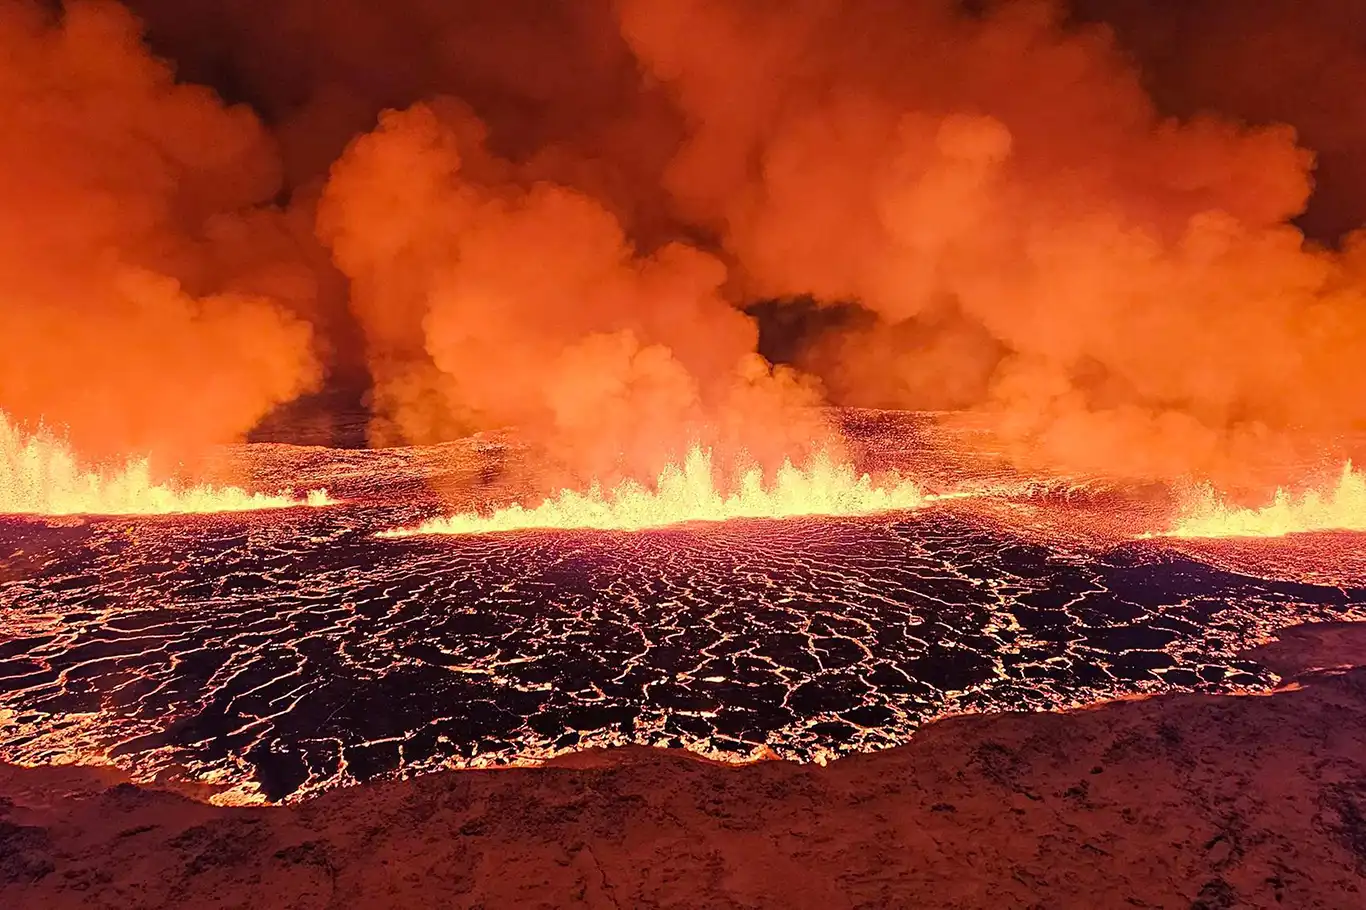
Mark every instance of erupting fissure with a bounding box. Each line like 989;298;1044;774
379;446;928;537
0;412;334;517
1159;462;1366;538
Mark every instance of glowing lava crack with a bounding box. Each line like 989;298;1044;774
3;415;1366;805
379;446;929;537
0;411;334;517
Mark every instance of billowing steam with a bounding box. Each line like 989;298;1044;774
617;0;1366;486
4;0;1366;499
0;0;320;465
316;99;833;482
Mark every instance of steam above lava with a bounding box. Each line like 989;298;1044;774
614;0;1366;487
316;100;833;481
0;1;322;465
3;0;1366;510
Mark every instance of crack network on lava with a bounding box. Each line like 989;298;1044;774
2;412;1365;804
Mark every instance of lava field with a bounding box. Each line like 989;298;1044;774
0;414;1362;803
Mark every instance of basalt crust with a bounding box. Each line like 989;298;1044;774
2;621;1364;909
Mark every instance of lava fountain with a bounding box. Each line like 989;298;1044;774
1159;462;1366;538
380;446;929;537
0;411;334;517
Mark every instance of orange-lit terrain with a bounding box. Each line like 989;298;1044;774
6;622;1366;910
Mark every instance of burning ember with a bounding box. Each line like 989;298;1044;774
379;446;927;536
1161;462;1366;539
0;411;333;517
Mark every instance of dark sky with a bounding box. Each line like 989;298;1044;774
1071;0;1366;240
117;0;1366;241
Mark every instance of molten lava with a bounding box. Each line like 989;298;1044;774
1162;462;1366;538
0;412;334;517
381;446;928;537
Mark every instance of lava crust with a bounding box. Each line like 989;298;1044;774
0;415;1363;803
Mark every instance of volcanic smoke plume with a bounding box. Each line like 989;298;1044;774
2;0;1366;504
615;0;1366;488
0;1;324;468
315;99;834;483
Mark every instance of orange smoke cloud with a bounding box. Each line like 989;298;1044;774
1074;0;1366;242
317;100;833;483
120;0;683;243
7;0;1366;500
0;0;320;465
618;0;1366;485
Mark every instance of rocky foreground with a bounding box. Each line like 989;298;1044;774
3;622;1365;909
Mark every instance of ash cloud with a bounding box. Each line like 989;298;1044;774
1073;0;1366;242
6;0;1366;490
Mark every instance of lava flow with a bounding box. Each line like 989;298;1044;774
1161;462;1366;539
0;412;334;517
380;446;928;537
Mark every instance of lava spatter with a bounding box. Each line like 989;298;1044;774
380;446;928;537
1161;462;1366;539
0;411;334;517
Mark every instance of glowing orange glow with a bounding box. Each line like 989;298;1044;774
0;412;334;517
1160;462;1366;538
380;446;928;537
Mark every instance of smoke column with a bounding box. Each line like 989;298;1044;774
316;99;834;483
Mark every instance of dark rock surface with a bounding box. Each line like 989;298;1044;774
4;461;1362;801
3;621;1365;909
